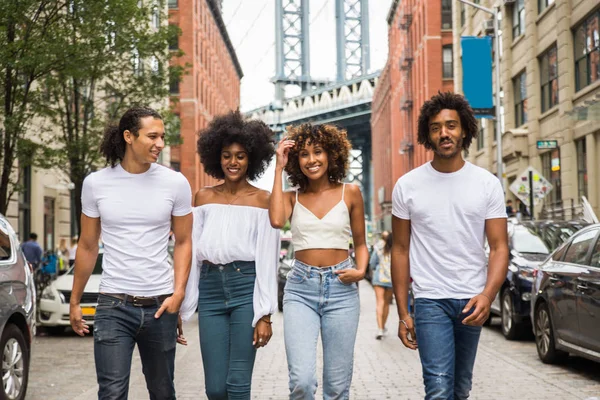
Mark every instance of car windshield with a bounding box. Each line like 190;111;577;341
512;230;550;254
68;254;103;275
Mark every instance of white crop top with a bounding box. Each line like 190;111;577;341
290;183;351;251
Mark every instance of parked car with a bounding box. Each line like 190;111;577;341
38;252;103;333
488;221;551;339
0;214;36;400
531;224;600;364
277;240;295;312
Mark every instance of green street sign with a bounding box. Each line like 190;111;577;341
537;140;558;150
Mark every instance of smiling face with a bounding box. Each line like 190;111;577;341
298;141;329;181
125;116;165;165
220;142;249;182
428;109;465;160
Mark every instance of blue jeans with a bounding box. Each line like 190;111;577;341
283;258;360;400
197;261;257;400
414;298;482;400
93;294;178;400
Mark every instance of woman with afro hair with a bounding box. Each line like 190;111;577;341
269;123;368;399
179;110;280;400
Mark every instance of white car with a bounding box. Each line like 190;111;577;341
37;253;103;333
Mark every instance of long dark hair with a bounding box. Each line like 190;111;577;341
383;233;393;255
100;106;163;167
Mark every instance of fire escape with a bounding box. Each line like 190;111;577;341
398;9;414;167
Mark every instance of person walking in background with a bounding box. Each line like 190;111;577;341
270;123;368;400
68;237;78;267
21;232;43;269
391;92;509;399
56;238;69;275
374;230;389;252
505;200;516;217
70;106;193;400
179;111;280;400
370;232;393;340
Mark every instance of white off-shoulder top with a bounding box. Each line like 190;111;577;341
180;204;280;327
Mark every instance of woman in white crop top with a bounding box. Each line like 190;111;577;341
179;111;280;400
269;123;368;400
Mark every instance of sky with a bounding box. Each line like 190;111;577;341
221;0;393;112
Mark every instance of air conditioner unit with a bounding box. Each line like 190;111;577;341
482;19;494;34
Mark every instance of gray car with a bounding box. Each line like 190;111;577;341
0;214;36;400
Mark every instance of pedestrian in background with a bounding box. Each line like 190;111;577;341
56;238;69;275
21;232;43;269
505;199;516;217
370;231;393;339
270;123;368;400
68;237;78;267
70;106;193;400
179;111;280;400
391;92;509;399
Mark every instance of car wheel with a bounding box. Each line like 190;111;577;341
1;324;29;400
534;302;568;364
501;289;523;340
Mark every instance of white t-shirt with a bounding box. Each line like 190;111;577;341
392;161;506;299
82;163;192;296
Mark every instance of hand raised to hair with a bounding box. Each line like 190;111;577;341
276;137;295;169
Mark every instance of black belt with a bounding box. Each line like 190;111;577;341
100;293;171;307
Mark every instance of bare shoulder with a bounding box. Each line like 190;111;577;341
254;189;271;209
194;187;217;207
344;183;363;199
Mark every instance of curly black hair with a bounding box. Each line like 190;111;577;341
284;123;352;190
417;92;478;152
100;106;163;167
197;110;275;181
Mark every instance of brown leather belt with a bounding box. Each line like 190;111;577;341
100;293;171;307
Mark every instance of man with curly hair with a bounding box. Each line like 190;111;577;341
70;106;193;400
179;110;280;400
391;92;509;399
270;123;369;399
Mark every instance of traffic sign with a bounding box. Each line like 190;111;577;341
509;166;553;207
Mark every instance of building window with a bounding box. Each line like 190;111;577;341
132;48;142;76
152;1;160;29
44;197;55;252
477;120;485;151
169;30;178;50
576;139;588;199
513;71;527;126
574;10;600;91
442;46;453;78
168;0;178;8
540;44;558;112
460;3;465;27
541;149;562;206
171;162;180;172
512;0;525;38
441;0;452;30
539;0;554;14
169;73;179;94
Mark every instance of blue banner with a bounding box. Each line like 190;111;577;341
461;36;494;118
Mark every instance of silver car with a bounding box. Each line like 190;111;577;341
0;214;36;400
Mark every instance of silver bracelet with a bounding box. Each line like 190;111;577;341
399;319;410;330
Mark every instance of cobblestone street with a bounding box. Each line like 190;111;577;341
29;281;600;399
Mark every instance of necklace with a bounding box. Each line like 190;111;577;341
224;186;252;205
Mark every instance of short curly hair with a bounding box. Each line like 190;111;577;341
417;92;478;152
197;110;275;181
284;123;352;190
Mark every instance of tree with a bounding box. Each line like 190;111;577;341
0;0;65;214
39;0;185;234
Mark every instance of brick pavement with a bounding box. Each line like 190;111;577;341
29;281;600;399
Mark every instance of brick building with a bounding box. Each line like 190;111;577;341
168;0;242;192
456;0;600;218
371;0;455;231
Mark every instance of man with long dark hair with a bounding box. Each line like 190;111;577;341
70;106;193;399
391;92;509;399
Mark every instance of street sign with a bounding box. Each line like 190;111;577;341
536;140;558;150
509;166;553;207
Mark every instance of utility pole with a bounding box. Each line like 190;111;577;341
459;0;503;189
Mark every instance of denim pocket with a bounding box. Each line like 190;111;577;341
96;294;121;310
286;268;307;284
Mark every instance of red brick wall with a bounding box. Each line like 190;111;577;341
169;0;241;194
371;0;454;228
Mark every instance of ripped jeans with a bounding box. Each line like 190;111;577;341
414;298;482;400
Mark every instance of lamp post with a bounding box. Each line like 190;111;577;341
459;0;503;189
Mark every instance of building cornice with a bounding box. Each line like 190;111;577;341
206;0;244;79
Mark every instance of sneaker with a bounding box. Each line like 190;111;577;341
376;329;385;340
383;327;388;337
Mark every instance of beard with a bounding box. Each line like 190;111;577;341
433;135;464;159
